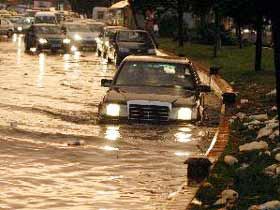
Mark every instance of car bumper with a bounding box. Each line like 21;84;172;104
74;41;97;50
39;43;70;51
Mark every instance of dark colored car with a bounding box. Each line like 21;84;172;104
24;24;71;54
95;25;127;58
103;29;157;66
98;56;211;123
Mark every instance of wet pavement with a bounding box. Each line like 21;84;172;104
0;34;221;210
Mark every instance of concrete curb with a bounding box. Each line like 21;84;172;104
156;49;236;209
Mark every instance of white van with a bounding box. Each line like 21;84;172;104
35;12;58;24
92;7;108;23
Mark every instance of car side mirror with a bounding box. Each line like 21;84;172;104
197;85;211;93
209;66;221;75
101;79;113;87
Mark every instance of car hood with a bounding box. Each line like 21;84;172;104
104;86;197;107
68;32;96;40
37;33;65;39
117;41;153;49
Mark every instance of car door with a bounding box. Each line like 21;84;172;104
1;19;9;32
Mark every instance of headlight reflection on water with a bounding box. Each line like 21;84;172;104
100;145;119;151
105;126;120;141
37;53;45;87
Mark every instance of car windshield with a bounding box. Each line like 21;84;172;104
115;61;195;90
7;17;20;23
118;31;151;43
36;26;61;34
88;24;103;33
35;16;56;24
66;24;90;32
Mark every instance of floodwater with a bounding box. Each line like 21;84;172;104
0;34;221;210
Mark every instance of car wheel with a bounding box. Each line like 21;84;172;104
106;53;112;64
97;49;101;57
7;30;13;38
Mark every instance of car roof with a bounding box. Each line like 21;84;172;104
123;55;190;64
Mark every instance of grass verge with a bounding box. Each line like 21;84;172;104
158;38;279;209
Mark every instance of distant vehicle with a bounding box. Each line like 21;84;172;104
34;12;58;25
24;24;70;54
0;18;14;37
92;7;108;23
62;23;98;51
6;16;34;33
98;55;210;123
0;9;11;18
104;29;157;66
95;25;127;58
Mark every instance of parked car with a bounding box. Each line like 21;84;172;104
62;23;97;51
0;18;14;37
104;29;157;65
95;25;127;58
24;24;71;54
7;16;34;33
98;55;211;123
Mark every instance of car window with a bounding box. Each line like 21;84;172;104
105;29;116;39
88;24;103;33
35;16;56;24
115;61;195;90
118;31;151;43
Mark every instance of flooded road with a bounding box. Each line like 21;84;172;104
0;35;221;210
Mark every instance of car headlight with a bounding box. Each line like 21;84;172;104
63;38;71;44
177;107;192;120
17;26;22;31
39;38;47;44
119;47;130;53
148;49;156;54
74;34;82;41
106;104;120;117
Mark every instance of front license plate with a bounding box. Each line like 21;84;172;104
52;44;61;48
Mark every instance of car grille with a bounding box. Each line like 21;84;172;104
48;39;62;44
82;40;96;46
129;104;169;122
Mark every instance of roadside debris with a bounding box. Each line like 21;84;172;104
239;141;268;152
224;155;238;166
67;139;85;146
249;200;280;210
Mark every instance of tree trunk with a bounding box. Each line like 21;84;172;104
272;16;280;137
255;14;263;72
214;10;221;58
237;21;243;49
177;0;184;47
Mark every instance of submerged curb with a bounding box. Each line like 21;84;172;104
156;49;236;209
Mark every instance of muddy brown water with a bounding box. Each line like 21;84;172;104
0;34;221;210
